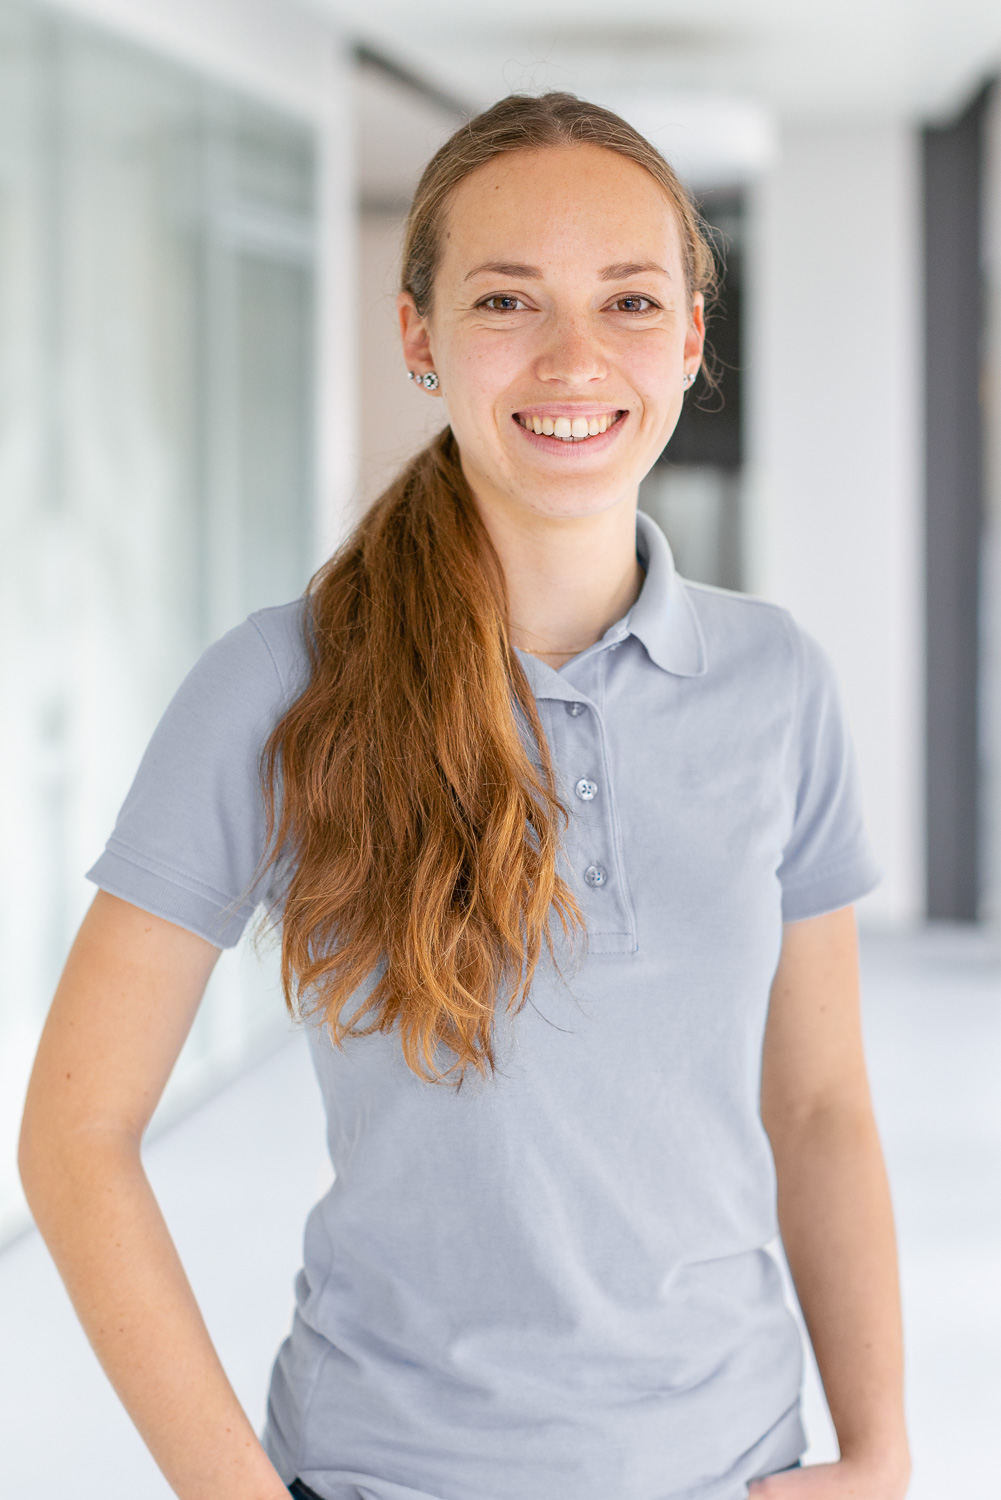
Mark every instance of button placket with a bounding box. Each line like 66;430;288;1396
554;676;636;953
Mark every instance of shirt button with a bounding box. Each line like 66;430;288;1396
584;863;607;888
565;701;586;716
575;777;598;802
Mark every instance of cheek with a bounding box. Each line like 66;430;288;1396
443;339;528;434
619;335;682;406
449;332;525;393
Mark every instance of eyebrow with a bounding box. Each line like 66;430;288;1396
463;260;672;282
464;262;541;281
599;261;671;281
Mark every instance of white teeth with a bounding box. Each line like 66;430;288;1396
519;412;620;439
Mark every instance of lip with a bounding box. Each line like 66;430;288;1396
513;403;626;419
511;408;630;456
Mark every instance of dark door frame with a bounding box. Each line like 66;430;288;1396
923;82;993;920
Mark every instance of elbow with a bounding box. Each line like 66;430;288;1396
17;1088;140;1228
763;1093;881;1163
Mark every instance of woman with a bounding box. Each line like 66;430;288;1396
19;94;910;1500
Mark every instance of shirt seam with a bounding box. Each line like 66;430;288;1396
102;837;253;912
249;611;292;698
778;609;804;817
780;846;879;893
681;577;797;614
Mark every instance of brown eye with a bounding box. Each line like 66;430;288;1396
481;295;525;311
614;295;654;313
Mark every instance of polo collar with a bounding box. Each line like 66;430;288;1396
628;509;707;677
512;509;708;701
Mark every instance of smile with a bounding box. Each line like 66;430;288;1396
513;410;626;442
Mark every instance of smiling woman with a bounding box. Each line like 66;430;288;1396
20;92;909;1500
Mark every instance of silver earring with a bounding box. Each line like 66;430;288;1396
407;370;439;391
683;372;696;388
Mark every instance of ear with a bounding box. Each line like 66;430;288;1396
683;291;707;381
397;292;440;394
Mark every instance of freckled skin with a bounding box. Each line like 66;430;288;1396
398;144;705;530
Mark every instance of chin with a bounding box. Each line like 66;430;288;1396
515;476;637;521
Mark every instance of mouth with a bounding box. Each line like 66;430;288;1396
512;409;627;444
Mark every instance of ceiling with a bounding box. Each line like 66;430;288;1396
355;62;460;211
334;0;1001;124
345;0;1001;206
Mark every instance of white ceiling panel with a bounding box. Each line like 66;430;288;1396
320;0;1001;123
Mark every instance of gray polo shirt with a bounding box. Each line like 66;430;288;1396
87;511;880;1500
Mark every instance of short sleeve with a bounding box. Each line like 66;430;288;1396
86;607;305;948
776;622;882;922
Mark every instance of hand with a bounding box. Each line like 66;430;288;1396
748;1454;910;1500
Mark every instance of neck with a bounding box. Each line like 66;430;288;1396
472;492;644;670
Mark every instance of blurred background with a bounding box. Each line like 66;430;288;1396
1;0;1000;1494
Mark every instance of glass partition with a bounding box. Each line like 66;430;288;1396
0;0;317;1241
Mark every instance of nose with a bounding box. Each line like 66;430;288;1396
535;316;607;386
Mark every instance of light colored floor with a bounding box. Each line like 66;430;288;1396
1;928;999;1498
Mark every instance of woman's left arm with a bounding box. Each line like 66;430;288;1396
751;906;910;1499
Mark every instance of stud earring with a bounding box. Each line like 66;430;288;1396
683;372;696;389
407;370;439;391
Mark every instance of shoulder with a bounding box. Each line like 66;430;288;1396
678;579;843;725
244;597;311;703
130;600;312;776
680;577;812;676
183;598;310;716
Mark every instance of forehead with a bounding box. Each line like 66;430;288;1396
438;144;684;280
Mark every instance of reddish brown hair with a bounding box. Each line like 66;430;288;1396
257;93;717;1082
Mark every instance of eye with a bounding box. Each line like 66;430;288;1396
478;294;528;312
611;295;658;313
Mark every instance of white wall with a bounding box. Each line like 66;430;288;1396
356;210;447;516
746;120;924;927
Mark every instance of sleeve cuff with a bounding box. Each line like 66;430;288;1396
85;847;255;948
780;850;884;923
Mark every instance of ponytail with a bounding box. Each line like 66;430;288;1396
258;429;583;1082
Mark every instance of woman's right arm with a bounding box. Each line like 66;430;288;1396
18;890;291;1500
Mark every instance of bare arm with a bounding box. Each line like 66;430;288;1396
752;907;910;1499
18;890;290;1500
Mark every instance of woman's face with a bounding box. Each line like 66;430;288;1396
398;143;705;525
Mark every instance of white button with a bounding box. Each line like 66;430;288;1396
584;863;607;888
566;701;586;717
575;777;598;802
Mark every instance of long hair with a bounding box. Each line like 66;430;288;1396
256;93;718;1083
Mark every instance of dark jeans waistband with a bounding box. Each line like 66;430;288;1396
287;1460;801;1497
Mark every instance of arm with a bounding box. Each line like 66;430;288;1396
18;890;290;1500
750;906;910;1499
